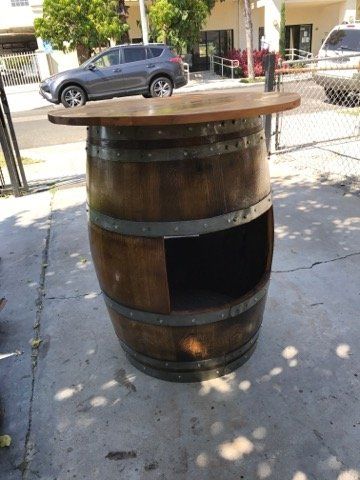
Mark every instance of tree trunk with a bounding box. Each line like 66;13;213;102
279;1;286;58
118;0;130;43
243;0;255;80
76;44;92;64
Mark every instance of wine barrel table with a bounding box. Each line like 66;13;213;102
49;91;300;382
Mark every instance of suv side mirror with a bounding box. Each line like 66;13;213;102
87;64;96;71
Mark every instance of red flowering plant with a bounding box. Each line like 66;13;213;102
226;49;281;78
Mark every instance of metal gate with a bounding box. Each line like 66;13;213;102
273;54;360;187
0;51;41;87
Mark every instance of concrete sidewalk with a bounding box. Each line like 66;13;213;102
0;160;359;480
5;84;50;113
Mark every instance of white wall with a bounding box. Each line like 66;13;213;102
128;4;142;40
257;0;358;54
47;50;79;74
204;0;240;48
338;0;357;22
0;0;35;30
285;3;342;54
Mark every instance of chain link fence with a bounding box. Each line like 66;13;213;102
273;54;360;191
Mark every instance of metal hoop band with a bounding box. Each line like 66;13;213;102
120;331;260;382
104;281;268;327
88;117;263;141
87;131;265;163
88;192;272;238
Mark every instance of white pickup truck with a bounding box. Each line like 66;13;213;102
314;23;360;103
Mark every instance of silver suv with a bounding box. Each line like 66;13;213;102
40;44;187;108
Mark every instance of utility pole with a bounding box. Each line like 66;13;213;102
139;0;149;45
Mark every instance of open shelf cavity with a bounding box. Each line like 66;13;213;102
165;209;273;312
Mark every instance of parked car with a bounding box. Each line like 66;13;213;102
314;23;360;104
40;43;187;108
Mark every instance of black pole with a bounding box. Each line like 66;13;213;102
0;73;28;190
0;104;21;197
263;53;276;155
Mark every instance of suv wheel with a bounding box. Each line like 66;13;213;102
61;85;86;108
150;77;173;98
325;88;335;103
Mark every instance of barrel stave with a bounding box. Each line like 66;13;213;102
89;222;170;314
107;292;266;363
86;120;269;222
87;119;274;381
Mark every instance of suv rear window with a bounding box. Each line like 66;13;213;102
324;29;360;52
123;47;147;63
150;47;164;57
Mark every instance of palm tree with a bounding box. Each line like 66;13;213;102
243;0;255;80
118;0;130;43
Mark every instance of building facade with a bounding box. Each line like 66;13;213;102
0;0;359;71
126;0;360;70
0;0;38;54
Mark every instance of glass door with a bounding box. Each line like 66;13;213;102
191;30;233;71
299;25;312;53
285;24;312;55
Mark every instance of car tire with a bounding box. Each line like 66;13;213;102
142;92;152;98
150;77;173;98
325;88;336;103
61;85;87;108
336;90;353;106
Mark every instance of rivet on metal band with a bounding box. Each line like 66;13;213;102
87;131;265;163
88;192;272;238
88;117;263;141
103;281;268;327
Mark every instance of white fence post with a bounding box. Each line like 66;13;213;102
35;51;50;81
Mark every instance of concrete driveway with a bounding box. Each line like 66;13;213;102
0;160;359;480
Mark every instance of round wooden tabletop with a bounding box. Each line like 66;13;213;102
48;91;300;127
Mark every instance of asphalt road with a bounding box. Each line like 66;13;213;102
12;106;86;149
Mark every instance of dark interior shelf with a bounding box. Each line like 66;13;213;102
165;209;272;312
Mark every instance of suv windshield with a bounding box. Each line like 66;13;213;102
324;29;360;52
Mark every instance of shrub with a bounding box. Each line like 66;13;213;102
226;48;280;78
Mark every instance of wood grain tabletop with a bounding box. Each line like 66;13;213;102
48;91;300;127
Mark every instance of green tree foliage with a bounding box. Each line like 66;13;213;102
34;0;129;63
279;1;286;58
148;0;219;53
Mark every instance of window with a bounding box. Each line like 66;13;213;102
324;29;360;52
150;47;164;57
93;50;119;69
11;0;29;5
191;30;233;71
123;47;147;63
258;27;265;50
285;25;312;53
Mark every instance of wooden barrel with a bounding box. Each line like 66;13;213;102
48;91;300;382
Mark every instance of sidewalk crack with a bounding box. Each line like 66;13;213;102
272;251;360;274
46;292;102;300
21;191;54;479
